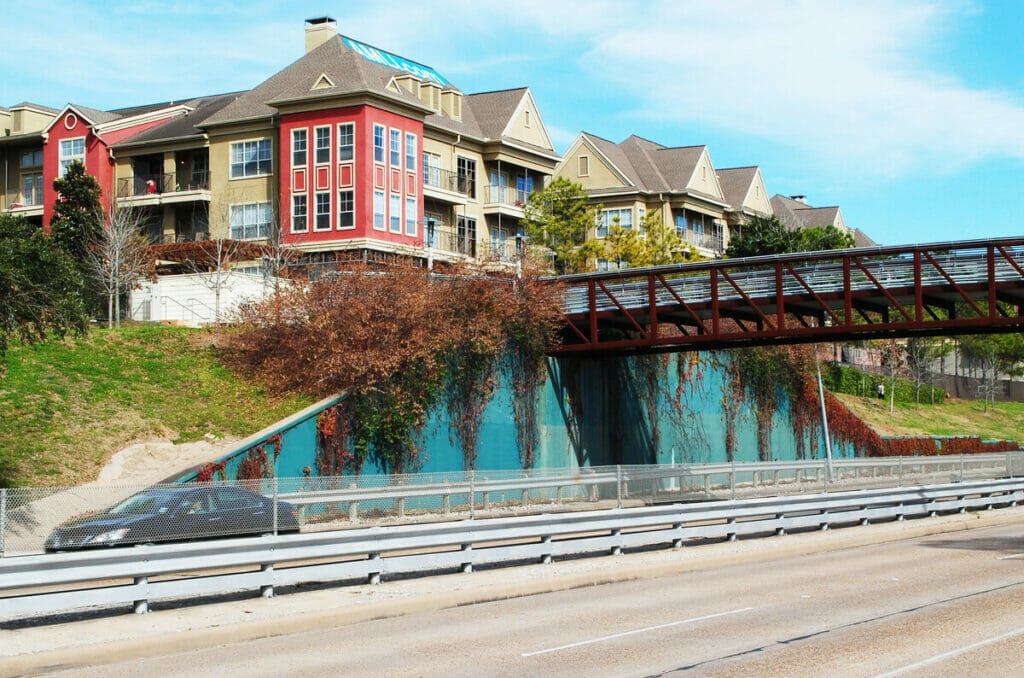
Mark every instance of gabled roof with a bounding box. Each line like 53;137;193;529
578;132;638;186
771;194;853;233
717;166;759;210
7;102;60;114
112;92;242;148
468;88;528;139
204;35;435;126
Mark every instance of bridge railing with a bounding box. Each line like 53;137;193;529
3;477;1023;619
3;453;1021;557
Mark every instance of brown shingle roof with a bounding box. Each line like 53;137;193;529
717;166;759;211
112;92;242;147
466;88;527;140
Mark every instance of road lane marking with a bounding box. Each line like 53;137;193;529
874;625;1024;677
520;607;754;657
997;553;1024;560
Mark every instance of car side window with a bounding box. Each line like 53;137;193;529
179;495;210;515
215;488;257;509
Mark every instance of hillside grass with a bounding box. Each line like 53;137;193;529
833;393;1024;441
0;325;311;488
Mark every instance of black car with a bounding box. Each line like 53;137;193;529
45;486;301;552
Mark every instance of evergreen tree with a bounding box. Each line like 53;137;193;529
50;161;105;266
521;177;603;274
0;214;87;358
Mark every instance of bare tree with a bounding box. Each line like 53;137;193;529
184;238;245;325
86;206;151;328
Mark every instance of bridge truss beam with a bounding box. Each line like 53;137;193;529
554;237;1024;355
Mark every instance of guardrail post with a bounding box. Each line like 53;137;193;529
730;461;736;500
0;488;6;558
899;455;904;487
368;553;382;585
616;465;623;509
727;517;737;541
540;536;552;564
133;576;149;614
349;481;358;522
610;528;622;556
272;477;279;535
260;563;274;598
672;522;683;549
469;470;475;519
461;544;473;573
444;490;452;514
775;514;786;536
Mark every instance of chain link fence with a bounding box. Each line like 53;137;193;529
3;453;1021;557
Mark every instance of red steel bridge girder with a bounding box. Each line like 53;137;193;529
553;238;1024;355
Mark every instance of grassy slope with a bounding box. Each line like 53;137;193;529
834;393;1024;441
0;326;311;487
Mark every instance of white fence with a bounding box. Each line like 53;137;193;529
1;478;1022;618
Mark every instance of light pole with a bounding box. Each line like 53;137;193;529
426;218;436;271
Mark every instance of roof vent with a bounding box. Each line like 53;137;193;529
305;17;337;53
789;194;808;204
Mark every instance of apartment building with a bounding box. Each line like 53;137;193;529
7;17;560;274
771;194;875;247
0;102;58;224
554;132;734;261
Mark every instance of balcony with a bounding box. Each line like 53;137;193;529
480;239;521;264
482;185;528;218
117;171;211;206
427;228;477;259
422;167;468;204
4;191;43;218
682;231;725;256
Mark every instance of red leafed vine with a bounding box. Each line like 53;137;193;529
236;433;283;481
196;460;227;483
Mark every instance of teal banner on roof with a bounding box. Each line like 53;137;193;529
342;37;449;87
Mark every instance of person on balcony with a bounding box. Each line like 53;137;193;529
146;178;157;194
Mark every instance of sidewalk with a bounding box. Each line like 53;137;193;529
3;506;1022;676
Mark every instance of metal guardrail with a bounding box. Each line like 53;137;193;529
3;455;1020;558
1;478;1021;618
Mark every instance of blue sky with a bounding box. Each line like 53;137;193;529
3;0;1023;245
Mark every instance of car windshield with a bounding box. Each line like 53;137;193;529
106;492;181;515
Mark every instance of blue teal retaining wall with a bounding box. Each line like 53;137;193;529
176;352;854;482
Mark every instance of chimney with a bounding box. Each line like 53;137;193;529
305;17;337;53
789;194;808;204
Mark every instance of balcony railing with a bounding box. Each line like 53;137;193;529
423;167;460;193
682;232;725;254
484;185;529;209
117;171;211;198
481;239;520;263
427;228;477;258
4;191;43;210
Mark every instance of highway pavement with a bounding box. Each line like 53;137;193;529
3;507;1024;676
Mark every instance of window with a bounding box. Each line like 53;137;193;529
22;174;43;206
422;152;441;187
291;194;308;233
291;129;307;167
456;156;476;198
337;123;354;162
456;215;477;257
338;190;354;228
59;137;85;176
390;128;401;166
315;192;331;231
20;149;42;168
405;197;416;235
315;126;331;164
373;124;385;163
405;133;416;172
230;139;271;178
597;208;632;238
578;155;589;177
390;193;401;232
524;110;531;127
373;190;385;230
515;175;534;205
230;202;272;240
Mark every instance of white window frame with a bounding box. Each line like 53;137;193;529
389;128;401;167
230;138;272;179
229;202;273;240
405;196;416;236
337;122;354;162
338;189;354;229
314;126;331;165
291;129;307;168
373;124;385;163
291;194;308;233
597;207;633;238
405;133;416;172
373;190;386;230
314;192;331;231
59;137;85;177
389;193;401;233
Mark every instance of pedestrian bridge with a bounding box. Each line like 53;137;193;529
554;237;1024;354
